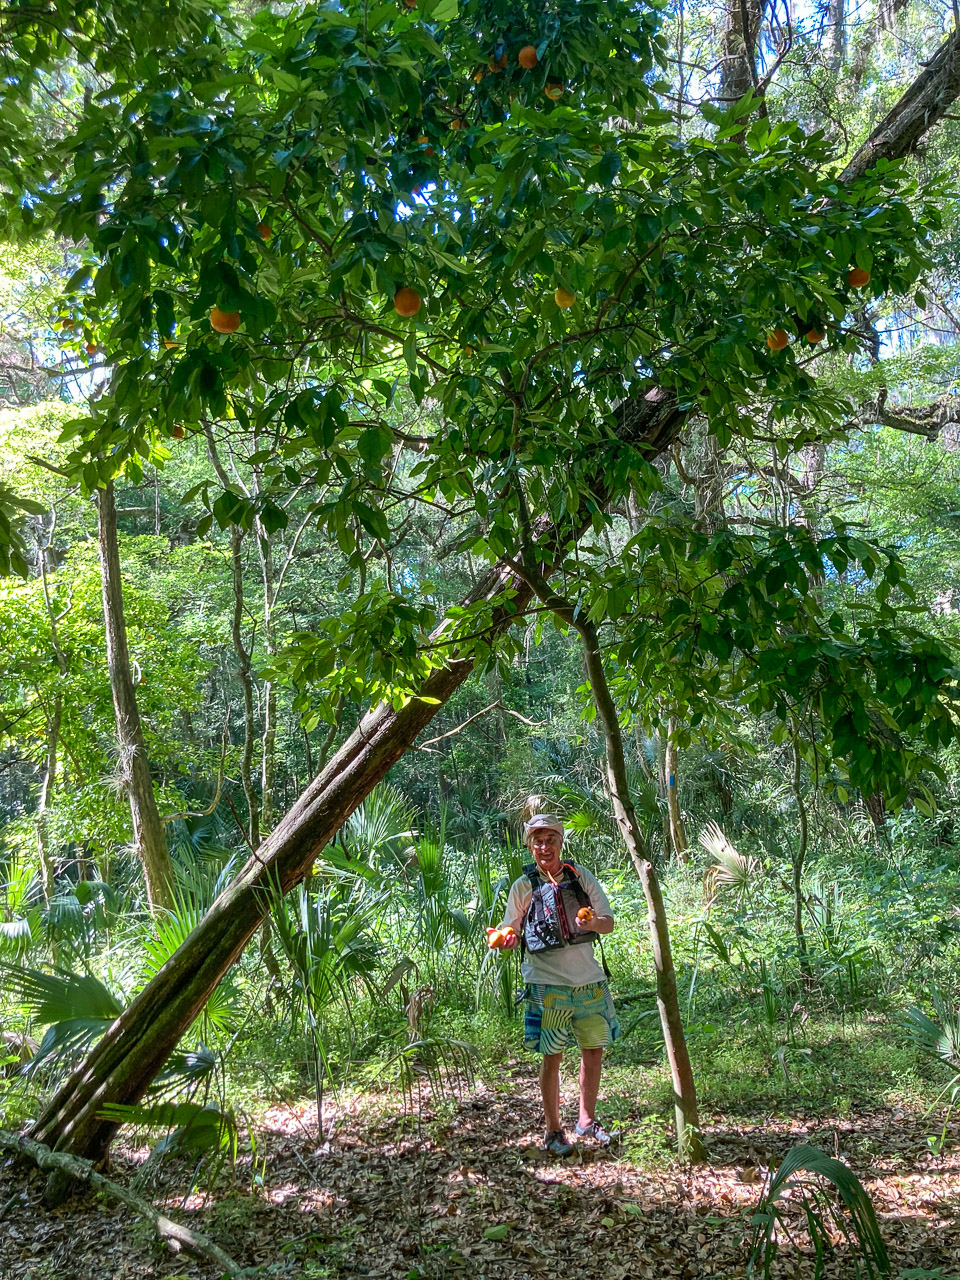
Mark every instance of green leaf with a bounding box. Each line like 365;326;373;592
598;152;622;186
483;1224;510;1241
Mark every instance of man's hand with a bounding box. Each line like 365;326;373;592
488;926;519;950
575;910;614;935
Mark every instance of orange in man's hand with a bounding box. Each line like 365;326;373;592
577;907;594;923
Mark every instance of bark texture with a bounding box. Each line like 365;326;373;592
843;26;960;181
665;716;690;863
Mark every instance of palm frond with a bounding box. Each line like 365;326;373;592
3;964;123;1024
902;991;960;1071
748;1144;889;1279
152;1044;218;1089
99;1100;236;1156
0;911;42;959
2;964;124;1079
699;820;758;897
25;1016;117;1076
2;856;42;915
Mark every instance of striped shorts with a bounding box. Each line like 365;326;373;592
523;982;620;1055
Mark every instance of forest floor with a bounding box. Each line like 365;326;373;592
2;1059;960;1280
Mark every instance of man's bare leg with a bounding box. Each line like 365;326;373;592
579;1047;603;1128
539;1052;563;1132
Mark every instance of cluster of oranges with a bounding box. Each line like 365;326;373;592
392;284;576;319
479;44;564;100
55;316;98;355
766;267;872;352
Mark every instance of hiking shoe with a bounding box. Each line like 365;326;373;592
575;1119;615;1146
544;1129;575;1157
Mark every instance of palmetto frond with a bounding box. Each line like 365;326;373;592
3;964;123;1025
334;783;417;867
98;1100;236;1157
902;990;960;1071
3;964;124;1078
748;1143;888;1279
699;821;758;898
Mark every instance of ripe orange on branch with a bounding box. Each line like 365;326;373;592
805;328;825;344
394;287;422;317
172;425;185;440
544;82;564;100
210;307;241;333
554;286;575;308
518;45;538;69
766;328;789;351
847;267;871;289
257;223;272;240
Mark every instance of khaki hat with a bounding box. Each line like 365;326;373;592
523;813;564;844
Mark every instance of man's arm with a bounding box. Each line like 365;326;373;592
575;866;614;935
500;878;529;949
579;913;614;936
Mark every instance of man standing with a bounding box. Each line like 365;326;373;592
499;811;619;1156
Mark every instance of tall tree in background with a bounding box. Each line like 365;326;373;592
97;481;175;910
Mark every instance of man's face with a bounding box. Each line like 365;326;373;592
529;828;563;876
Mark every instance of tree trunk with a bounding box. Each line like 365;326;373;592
256;520;277;835
719;0;765;106
791;740;813;986
842;25;960;182
825;0;845;72
35;517;69;910
229;524;261;850
665;717;689;863
97;482;175;912
35;695;61;910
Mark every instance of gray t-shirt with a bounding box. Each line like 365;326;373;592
501;864;613;987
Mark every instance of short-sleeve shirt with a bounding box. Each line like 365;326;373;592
501;864;613;987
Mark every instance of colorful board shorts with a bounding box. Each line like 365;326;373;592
524;982;620;1055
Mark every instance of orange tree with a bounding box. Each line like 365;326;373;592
3;0;959;1163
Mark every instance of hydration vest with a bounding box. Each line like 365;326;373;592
522;862;594;955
